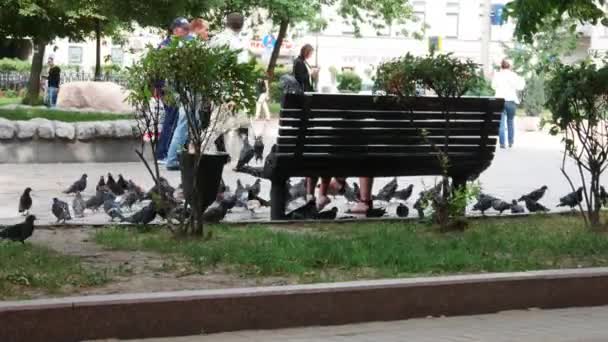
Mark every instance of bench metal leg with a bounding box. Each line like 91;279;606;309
270;177;287;220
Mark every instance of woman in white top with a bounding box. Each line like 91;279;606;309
491;59;525;148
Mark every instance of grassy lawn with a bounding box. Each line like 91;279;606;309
0;107;133;122
0;242;109;299
95;215;608;283
0;97;23;106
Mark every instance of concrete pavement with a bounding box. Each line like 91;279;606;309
108;306;608;341
0;120;586;225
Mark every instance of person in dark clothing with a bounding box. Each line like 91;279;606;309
46;57;61;107
293;44;317;92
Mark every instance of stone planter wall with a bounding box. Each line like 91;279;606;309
0;118;148;163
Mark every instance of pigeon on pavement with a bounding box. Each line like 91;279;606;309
287;200;318;220
366;207;387;218
96;176;106;191
117;174;129;190
18;187;32;216
52;198;72;223
123;202;157;225
510;200;525;214
247;179;262;198
86;190;110;211
72;192;86;218
202;199;231;223
396;203;410;218
107;173;125;195
393;184;414;202
518;185;548;202
0;215;36;244
373;177;398;202
525;198;550;213
287;179;307;202
235;136;255;170
63;174;87;194
103;193;124;221
316;207;338;220
491;199;512;214
472;195;495;215
120;190;140;210
557;187;584;208
253;136;265;163
342;181;359;203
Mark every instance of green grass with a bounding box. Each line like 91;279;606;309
0;242;109;299
0;107;133;122
94;215;608;283
0;97;22;106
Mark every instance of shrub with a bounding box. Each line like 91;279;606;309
521;74;546;117
0;58;30;72
337;71;362;93
3;89;18;98
269;66;289;103
465;76;494;97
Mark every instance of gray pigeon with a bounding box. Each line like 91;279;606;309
557;187;583;208
96;176;106;191
511;200;525;214
393;184;414;202
525;198;550;213
123;202;157;225
202;200;230;223
0;215;36;244
491;199;512;214
247;179;262;198
253;136;265;163
518;185;548;202
235;136;255;170
396;203;409;218
342;182;359;203
373;177;398;202
63;174;87;194
86;190;110;211
287;179;307;202
52;198;72;223
473;195;494;215
120;190;140;210
72;192;86;218
18;187;32;216
103;193;124;221
600;186;608;207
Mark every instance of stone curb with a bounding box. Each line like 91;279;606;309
0;119;140;142
2;268;608;341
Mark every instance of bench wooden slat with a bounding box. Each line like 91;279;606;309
280;119;495;129
276;145;495;154
280;109;502;121
278;128;493;137
277;136;497;146
282;94;506;112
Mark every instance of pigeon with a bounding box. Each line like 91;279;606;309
123;202;157;225
472;196;494;215
491;199;512;214
393;184;414;202
103;193;124;221
287;200;318;220
146;177;175;200
202;199;231;223
96;176;106;191
316;207;338;220
287;179;307;202
511;200;525;214
250;195;270;207
120;190;140;210
353;182;361;201
72;192;86;218
107;173;125;195
235;135;255;170
396;203;409;218
237;165;265;178
0;215;36;244
63;174;87;194
219;190;238;210
601;186;608;207
235;179;248;207
557;187;584;208
247;179;262;198
52;198;72;223
366;207;387;218
373;177;398;202
342;182;359;203
253;136;265;163
525;198;550;213
18;187;32;215
117;174;129;190
86;190;109;211
518;185;548;202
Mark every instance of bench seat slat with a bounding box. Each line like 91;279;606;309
280;109;501;121
276;145;495;154
279;128;494;137
277;136;496;146
280;119;495;129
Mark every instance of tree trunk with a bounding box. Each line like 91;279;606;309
23;39;47;105
94;19;102;81
266;19;289;78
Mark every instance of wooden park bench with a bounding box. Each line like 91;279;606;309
263;93;504;220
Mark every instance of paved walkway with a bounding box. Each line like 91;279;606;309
107;306;608;341
0;122;585;225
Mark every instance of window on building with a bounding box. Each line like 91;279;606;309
446;1;460;38
68;46;83;64
111;47;124;65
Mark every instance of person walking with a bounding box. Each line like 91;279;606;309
491;59;525;149
46;57;61;107
156;17;191;164
166;18;210;171
254;76;271;120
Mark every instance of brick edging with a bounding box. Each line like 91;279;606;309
2;268;608;341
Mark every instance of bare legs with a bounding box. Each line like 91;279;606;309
350;177;374;214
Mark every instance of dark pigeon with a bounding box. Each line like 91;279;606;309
123;202;157;225
518;185;548;202
18;187;32;216
86;190;110;211
121;190;140;210
107;173;124;195
373;177;398;202
396;203;409;218
491;199;512;214
235;136;255;170
393;184;414;202
316;207;338;220
0;215;36;244
202;200;231;223
72;192;86;218
96;176;106;191
237;165;265;178
511;200;525;214
63;174;87;194
473;196;494;215
287;200;318;220
247;179;262;198
117;174;129;190
103;193;124;221
145;177;175;200
601;186;608;207
557;187;584;208
342;182;359;203
525;199;550;213
253;136;265;163
366;207;387;218
52;198;72;223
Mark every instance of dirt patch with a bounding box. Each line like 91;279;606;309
29;228;294;298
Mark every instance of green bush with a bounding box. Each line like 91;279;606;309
521;74;546;117
3;89;18;98
465;76;494;97
269;66;290;103
0;58;30;72
337;71;362;93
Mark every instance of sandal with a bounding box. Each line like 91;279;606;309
348;201;373;214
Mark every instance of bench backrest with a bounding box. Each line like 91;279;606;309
278;93;503;158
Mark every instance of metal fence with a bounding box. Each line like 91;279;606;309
0;71;127;91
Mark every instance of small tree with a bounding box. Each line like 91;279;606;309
546;61;608;228
129;39;258;237
337;71;362;93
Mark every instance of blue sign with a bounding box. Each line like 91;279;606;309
491;4;505;26
262;35;276;49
